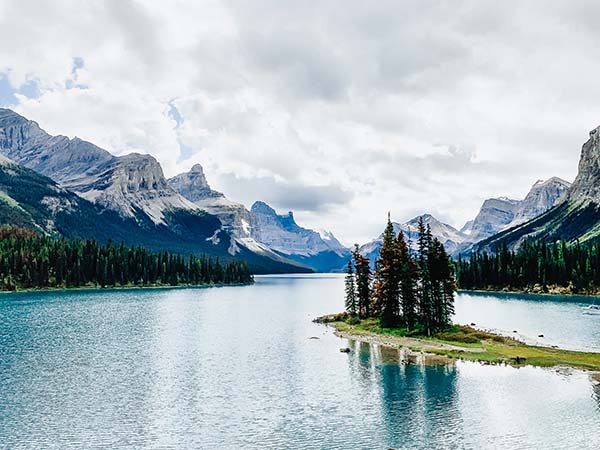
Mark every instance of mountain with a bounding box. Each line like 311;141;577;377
0;109;308;273
467;178;570;243
460;220;474;236
249;201;350;272
0;108;197;225
511;177;570;225
168;165;348;272
168;164;253;240
166;165;312;272
475;126;600;252
359;214;468;266
469;197;521;242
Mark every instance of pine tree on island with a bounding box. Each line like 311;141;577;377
372;213;401;327
352;244;372;318
345;215;457;335
397;230;419;330
344;260;358;317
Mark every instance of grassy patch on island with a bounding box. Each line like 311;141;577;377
317;314;600;371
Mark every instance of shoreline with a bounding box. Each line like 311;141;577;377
0;281;253;295
319;315;600;372
458;287;600;298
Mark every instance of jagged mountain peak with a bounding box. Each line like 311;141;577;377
251;200;277;215
468;178;570;242
567;126;600;203
168;162;224;203
190;163;204;173
0;108;199;225
250;200;348;260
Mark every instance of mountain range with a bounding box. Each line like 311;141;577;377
166;163;349;272
475;126;600;253
360;176;571;264
2;107;600;272
0;108;346;273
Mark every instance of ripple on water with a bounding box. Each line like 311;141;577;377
0;280;600;449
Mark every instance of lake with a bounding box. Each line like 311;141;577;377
1;275;600;449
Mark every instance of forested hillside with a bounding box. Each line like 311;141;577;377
0;227;253;291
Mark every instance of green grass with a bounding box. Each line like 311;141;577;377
321;315;600;371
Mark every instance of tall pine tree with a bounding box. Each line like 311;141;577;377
344;260;358;316
373;214;400;327
353;244;372;318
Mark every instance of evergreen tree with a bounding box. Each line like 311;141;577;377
373;214;400;327
457;238;600;294
397;231;418;330
353;244;372;318
0;226;253;291
344;260;358;316
417;218;435;335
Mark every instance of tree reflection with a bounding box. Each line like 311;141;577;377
346;339;462;448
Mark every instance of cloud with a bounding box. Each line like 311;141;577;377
1;0;598;243
218;173;353;213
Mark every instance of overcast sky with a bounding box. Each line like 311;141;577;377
1;0;599;244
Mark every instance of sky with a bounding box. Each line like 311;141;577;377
1;0;599;245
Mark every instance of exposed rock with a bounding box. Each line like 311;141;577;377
0;108;197;225
469;197;521;241
511;177;570;226
168;164;253;240
250;201;346;256
474;126;600;252
568;126;600;201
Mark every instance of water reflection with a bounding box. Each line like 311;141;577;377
346;339;462;448
3;278;600;449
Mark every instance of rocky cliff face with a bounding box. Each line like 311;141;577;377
167;164;223;202
249;201;347;258
567;126;600;203
475;126;600;253
0;108;196;225
469;197;521;241
468;178;570;242
512;177;570;225
168;164;253;240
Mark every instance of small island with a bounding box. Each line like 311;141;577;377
317;315;600;371
319;216;600;372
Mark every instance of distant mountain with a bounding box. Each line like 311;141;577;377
511;177;570;225
0;109;308;274
169;163;350;272
359;214;468;266
168;164;254;240
249;201;350;272
469;179;570;242
475;126;600;252
460;220;474;236
359;176;570;262
469;197;521;242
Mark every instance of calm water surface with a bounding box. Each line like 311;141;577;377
1;275;600;449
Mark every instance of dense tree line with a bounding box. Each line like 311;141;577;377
345;216;457;335
457;240;600;293
0;226;253;291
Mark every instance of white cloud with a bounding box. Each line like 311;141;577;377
0;0;598;243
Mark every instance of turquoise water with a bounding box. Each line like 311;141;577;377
1;275;600;449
